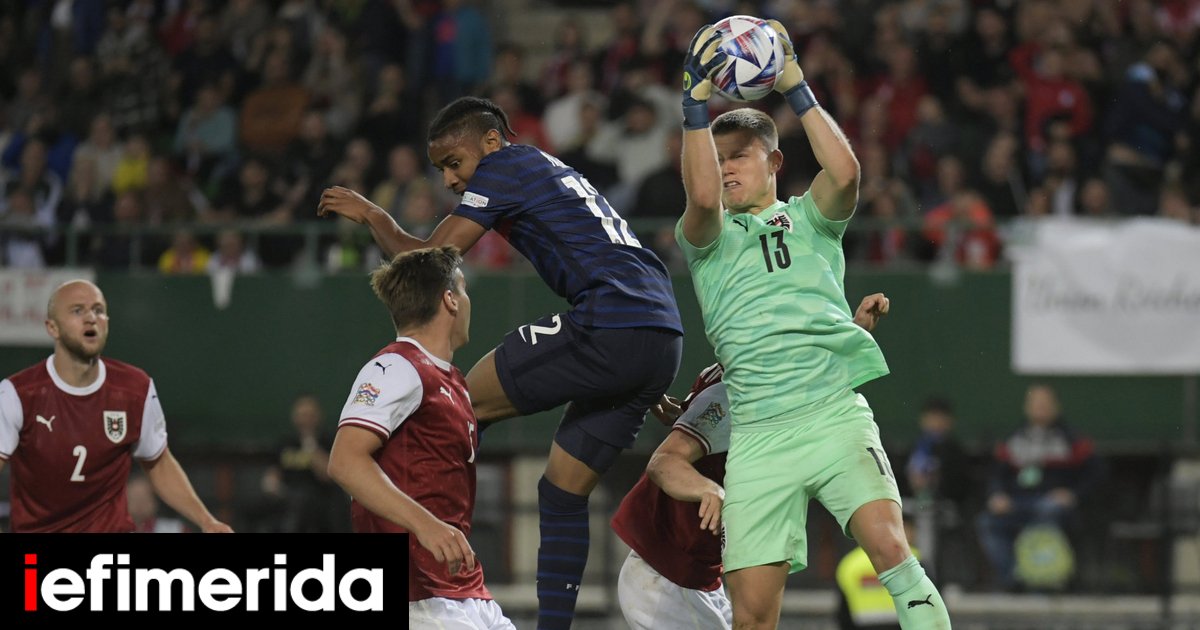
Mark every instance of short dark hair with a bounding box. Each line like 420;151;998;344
427;96;516;144
370;246;463;331
711;108;779;152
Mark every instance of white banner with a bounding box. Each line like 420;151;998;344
0;269;97;346
1011;219;1200;374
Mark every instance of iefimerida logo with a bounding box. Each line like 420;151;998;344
23;553;384;612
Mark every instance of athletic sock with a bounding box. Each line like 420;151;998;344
536;476;590;629
878;555;953;629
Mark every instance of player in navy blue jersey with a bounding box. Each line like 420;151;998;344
319;96;683;629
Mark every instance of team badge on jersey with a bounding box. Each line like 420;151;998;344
765;211;793;232
696;401;725;429
104;411;127;443
353;382;381;406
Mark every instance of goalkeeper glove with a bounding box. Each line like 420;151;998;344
681;25;728;130
766;19;819;117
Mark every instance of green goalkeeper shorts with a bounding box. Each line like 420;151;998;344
721;388;902;574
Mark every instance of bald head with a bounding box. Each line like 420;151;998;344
45;280;109;361
47;279;104;320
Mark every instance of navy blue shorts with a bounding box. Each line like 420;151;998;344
494;312;682;453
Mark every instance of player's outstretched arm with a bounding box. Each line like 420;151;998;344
328;426;476;575
141;448;233;533
767;20;860;222
680;25;728;249
853;293;890;332
647;431;725;534
318;186;487;258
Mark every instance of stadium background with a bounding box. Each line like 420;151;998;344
1;0;1199;627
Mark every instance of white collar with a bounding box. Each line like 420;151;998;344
396;337;451;371
45;355;106;396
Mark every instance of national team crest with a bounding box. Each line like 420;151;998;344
104;410;127;443
765;211;793;232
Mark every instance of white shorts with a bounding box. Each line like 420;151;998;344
409;597;516;630
617;550;732;630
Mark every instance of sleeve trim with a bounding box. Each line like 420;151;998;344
672;425;712;456
339;418;391;440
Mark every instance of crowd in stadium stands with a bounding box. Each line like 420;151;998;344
1;0;1199;273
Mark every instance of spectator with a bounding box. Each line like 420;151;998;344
539;18;587;102
96;5;167;135
211;156;287;224
1;139;63;230
302;24;363;139
128;475;189;533
1103;40;1188;216
922;190;1001;269
173;83;237;184
901;397;971;510
281;110;339;217
143;156;203;225
632;129;685;218
486;42;544;116
356;63;421;157
1042;140;1080;216
93;190;146;269
370;144;424;222
0;188;48;268
111;133;151;196
57;56;102;138
206;228;261;274
239;49;310;157
157;229;211;275
1077;178;1114;217
219;0;271;64
975;133;1024;219
1021;47;1093;166
428;0;493;102
263;394;347;533
70;113;122;205
977;383;1103;591
586;97;669;211
544;61;603;153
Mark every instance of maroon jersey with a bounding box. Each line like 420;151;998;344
611;363;730;591
337;338;489;602
0;357;169;532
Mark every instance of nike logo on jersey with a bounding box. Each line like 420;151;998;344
907;594;934;609
36;414;56;432
374;361;392;374
439;386;453;400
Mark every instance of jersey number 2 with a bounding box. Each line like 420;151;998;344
71;445;87;482
759;231;791;272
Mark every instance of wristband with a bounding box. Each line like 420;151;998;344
682;101;711;130
784;80;819;117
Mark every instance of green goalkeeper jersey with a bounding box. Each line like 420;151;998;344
675;192;889;431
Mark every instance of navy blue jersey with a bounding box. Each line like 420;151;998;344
453;144;682;333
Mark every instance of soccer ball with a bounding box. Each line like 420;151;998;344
710;16;786;102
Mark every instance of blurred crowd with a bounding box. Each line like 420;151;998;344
1;0;1199;273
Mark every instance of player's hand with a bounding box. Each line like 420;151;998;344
317;186;380;224
415;517;477;576
853;293;890;332
697;485;725;535
650;394;683;426
201;519;234;533
765;20;804;94
682;24;728;105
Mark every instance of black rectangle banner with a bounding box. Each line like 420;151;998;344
0;534;409;624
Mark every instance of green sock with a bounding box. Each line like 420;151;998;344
877;555;952;629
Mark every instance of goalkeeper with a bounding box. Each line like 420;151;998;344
675;22;952;629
